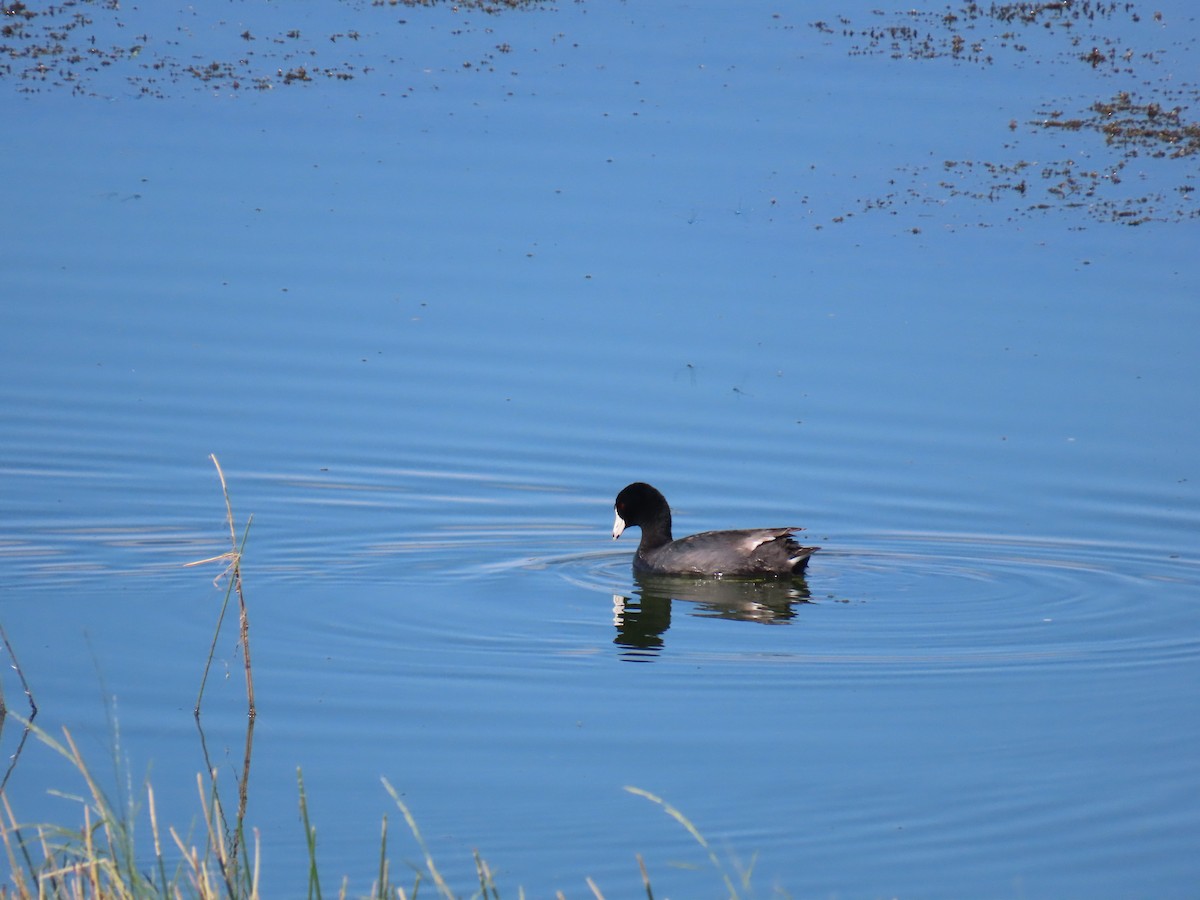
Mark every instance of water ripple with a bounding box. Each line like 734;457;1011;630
524;530;1200;671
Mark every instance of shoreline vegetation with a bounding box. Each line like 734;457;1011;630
0;457;757;900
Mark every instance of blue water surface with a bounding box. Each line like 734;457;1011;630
2;2;1199;897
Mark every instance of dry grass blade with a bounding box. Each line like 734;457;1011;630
0;793;33;897
146;782;172;896
381;778;455;899
636;853;654;900
374;814;390;900
473;848;505;900
624;786;740;900
251;827;262;899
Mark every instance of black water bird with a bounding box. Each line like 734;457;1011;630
612;482;818;577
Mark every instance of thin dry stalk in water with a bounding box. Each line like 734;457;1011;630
187;453;255;718
0;624;38;719
0;624;38;793
181;455;258;890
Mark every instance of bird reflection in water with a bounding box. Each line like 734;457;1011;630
612;572;812;660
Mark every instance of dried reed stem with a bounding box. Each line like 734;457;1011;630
189;453;255;719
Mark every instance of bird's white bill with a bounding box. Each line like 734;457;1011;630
612;510;627;540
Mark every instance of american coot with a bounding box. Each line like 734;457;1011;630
612;482;818;577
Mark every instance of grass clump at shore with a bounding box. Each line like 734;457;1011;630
0;721;489;900
0;721;261;900
0;730;745;900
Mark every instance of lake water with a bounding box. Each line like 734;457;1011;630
2;1;1199;897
